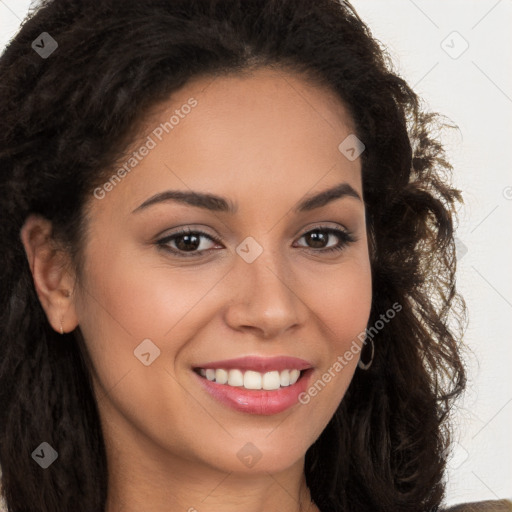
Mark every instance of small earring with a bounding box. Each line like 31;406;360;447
358;337;374;370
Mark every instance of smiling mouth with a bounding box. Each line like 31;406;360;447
193;367;306;390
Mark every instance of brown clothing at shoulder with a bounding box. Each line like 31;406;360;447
444;499;512;512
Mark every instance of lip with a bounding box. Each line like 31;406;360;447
193;366;314;416
193;355;313;373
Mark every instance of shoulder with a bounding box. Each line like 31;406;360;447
443;500;512;511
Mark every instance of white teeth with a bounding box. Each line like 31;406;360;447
289;369;300;385
197;367;304;389
280;369;290;387
215;368;228;384
228;369;244;387
262;371;281;390
244;371;262;389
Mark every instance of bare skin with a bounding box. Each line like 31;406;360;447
21;66;372;512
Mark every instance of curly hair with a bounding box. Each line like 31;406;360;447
0;0;466;511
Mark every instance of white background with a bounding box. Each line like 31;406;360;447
1;0;511;507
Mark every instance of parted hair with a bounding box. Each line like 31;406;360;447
0;1;466;511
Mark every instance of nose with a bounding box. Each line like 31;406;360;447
223;243;308;340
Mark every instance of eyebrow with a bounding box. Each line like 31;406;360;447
131;182;361;215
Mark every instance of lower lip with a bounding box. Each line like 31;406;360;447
194;369;313;415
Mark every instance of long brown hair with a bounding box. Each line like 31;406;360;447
0;1;466;510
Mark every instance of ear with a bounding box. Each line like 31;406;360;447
20;214;79;335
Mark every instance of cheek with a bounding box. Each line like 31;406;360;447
296;253;372;428
73;245;220;453
74;238;251;436
77;242;222;342
72;240;191;397
314;252;373;348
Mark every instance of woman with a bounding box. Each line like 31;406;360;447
0;0;509;511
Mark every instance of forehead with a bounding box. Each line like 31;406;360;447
90;66;362;218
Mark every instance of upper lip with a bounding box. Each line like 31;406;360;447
193;356;313;373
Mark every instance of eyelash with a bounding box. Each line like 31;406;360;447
156;225;356;258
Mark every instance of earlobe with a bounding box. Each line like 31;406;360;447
19;214;79;335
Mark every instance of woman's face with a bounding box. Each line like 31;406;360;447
74;67;372;475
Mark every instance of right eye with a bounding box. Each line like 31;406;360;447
156;228;222;258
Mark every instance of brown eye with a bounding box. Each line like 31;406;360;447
295;227;355;253
156;225;355;259
157;228;220;257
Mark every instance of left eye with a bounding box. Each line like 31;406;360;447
294;227;355;253
156;226;355;258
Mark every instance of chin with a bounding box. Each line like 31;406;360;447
208;435;312;475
